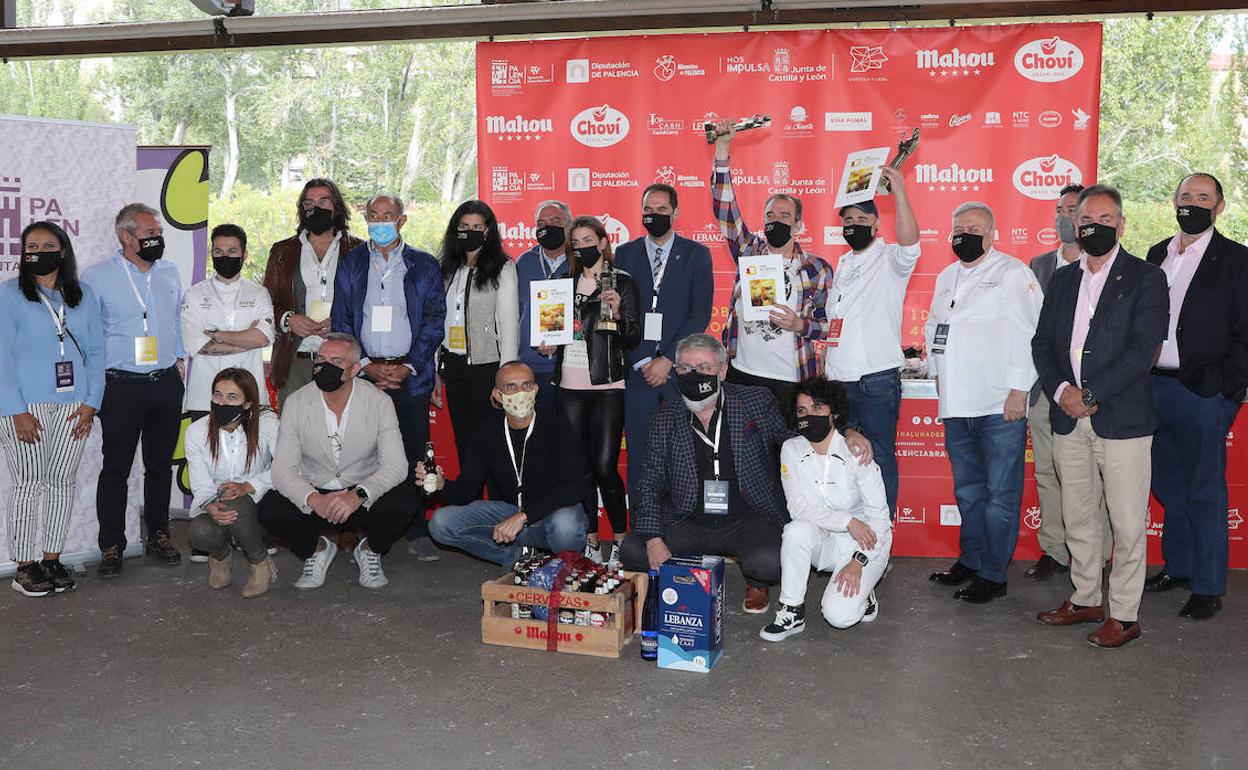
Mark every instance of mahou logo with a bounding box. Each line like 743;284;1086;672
915;47;995;70
1013;155;1083;200
594;213;631;245
485;114;554;135
1014;36;1084;83
915;162;995;185
571;104;630;148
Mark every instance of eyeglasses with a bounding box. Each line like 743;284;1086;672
498;381;538;394
674;363;719;376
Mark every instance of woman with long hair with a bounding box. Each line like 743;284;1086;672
0;221;104;596
541;216;641;563
437;199;519;482
185;368;280;597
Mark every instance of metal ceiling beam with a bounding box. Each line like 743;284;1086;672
1;0;1245;59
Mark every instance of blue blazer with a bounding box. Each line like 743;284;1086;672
613;234;714;368
331;242;446;396
632;383;792;539
1031;247;1169;439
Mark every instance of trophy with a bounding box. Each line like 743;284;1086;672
704;114;772;144
879;128;920;192
594;260;620;335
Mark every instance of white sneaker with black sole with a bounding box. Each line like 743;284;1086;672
190;549;210;564
354;538;388;589
293;536;337;590
861;590;879;623
759;603;806;642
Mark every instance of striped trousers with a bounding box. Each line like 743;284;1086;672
0;402;90;562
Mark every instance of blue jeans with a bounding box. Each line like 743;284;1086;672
1152;375;1241;596
428;500;587;566
943;413;1028;583
843;368;902;518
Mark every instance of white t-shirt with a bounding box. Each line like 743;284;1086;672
825;238;920;382
733;257;803;383
297;231;343;354
181;276;275;411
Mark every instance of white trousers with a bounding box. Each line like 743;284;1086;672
0;402;89;562
779;519;891;628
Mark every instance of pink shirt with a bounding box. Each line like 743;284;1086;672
1156;229;1211;369
1055;245;1120;403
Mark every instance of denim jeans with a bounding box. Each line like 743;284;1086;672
428;500;587;565
943;413;1028;583
843;367;902;518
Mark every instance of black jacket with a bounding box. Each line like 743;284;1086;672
553;267;642;386
440;406;588;523
1145;228;1248;400
1031;246;1169;439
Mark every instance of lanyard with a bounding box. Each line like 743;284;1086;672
541;253;562;280
949;264;978;310
36;291;68;358
690;402;724;479
118;257;152;334
208;277;243;328
373;253;399;291
504;416;536;509
451;267;474;318
317;260;331;300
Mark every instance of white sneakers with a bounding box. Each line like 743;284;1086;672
354;538;388;589
294;536;338;590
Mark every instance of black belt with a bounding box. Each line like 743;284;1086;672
106;366;177;382
1151;368;1181;378
295;351;316;359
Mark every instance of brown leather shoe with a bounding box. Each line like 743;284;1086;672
1087;618;1141;649
1037;601;1104;626
743;586;770;614
1024;554;1070;581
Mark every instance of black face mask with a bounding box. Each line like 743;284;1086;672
456;229;487;253
764;221;793;249
24;250;62;277
951;233;985;263
642;213;671;239
536;225;566;251
312;361;347;393
842;224;874;252
796;414;833;443
213;256;243;279
136;235;165;263
575;245;601;269
211;402;248;427
303;206;334;235
1077;223;1118;257
677;370;719;402
1176;205;1213;236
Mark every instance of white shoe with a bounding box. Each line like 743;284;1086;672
355;538;388;589
583;542;604;565
605;542;622;570
293;536;337;590
861;590;879;623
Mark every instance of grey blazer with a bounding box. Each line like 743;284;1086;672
1028;250;1061;405
272;378;409;511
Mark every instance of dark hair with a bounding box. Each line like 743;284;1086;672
206;368;264;470
641;183;678;211
1175;173;1224;203
296;178;351;236
765;192;803;222
439;199;509;290
1076;184;1123;216
1058;183;1085;198
566;216;615;278
792;377;850;430
211;223;248;253
19;220;84;308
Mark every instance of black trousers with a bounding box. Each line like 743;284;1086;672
376;387;431;540
621;514;782;587
558;387;627;535
441;351;499;494
258;482;419;560
96;367;184;550
726;364;796;420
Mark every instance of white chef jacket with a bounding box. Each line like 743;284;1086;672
181;276;275;411
825;237;921;382
184;410;279;515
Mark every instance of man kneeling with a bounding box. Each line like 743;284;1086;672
426;362;588;564
761;378;892;640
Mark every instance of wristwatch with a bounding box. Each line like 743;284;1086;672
852;550;869;567
354;487;370;506
1081;388;1097;407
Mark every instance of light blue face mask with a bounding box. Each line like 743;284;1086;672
368;221;399;246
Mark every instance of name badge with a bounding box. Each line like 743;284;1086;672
134;336;158;365
933;323;950;348
826;317;844;348
370;305;394;333
55;361;75;393
307;299;332;322
703;479;730;515
447;325;467;353
644;312;663;341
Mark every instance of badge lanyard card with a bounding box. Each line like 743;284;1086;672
120;259;159;366
692;408;729;515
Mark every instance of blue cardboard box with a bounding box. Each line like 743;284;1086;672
657;556;724;672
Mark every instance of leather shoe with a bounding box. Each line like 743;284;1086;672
1087;618;1141;649
929;561;976;586
1143;570;1190;593
953;576;1006;603
742;585;770;614
1025;554;1070;581
1037;601;1104;626
1179;593;1222;620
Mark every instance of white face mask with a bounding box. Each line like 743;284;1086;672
498;389;537;420
681;393;718;413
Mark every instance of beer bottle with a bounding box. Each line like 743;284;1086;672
422;441;439;495
640;569;659;661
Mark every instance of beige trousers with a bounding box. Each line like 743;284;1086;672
1030;401;1113;564
1053;417;1152;622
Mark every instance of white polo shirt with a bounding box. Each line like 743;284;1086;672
824;237;920;382
181;276;275;411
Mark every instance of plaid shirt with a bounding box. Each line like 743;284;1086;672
711;160;835;381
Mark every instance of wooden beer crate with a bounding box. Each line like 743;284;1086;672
481;571;647;659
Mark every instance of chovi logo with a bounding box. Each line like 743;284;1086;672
571;104;630;148
1014;36;1084;83
1013;154;1083;200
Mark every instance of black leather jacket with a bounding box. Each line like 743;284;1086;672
553;267;642;386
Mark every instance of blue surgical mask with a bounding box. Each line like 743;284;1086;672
368;222;399;246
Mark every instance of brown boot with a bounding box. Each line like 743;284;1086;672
241;557;277;599
208;553;232;590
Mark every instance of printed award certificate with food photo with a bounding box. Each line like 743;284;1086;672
740;254;785;322
834;146;890;208
530;278;574;346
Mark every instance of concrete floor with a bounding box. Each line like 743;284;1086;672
2;523;1245;770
